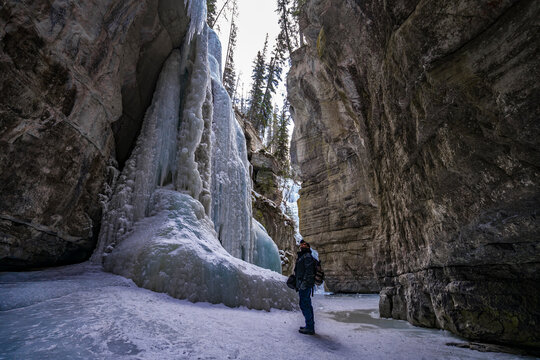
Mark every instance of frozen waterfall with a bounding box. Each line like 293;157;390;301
281;178;303;244
185;0;207;44
92;50;184;259
208;32;253;263
103;189;292;310
92;3;292;310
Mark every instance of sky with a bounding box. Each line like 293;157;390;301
213;0;286;108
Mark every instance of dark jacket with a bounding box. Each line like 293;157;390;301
294;248;315;290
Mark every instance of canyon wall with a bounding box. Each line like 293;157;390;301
0;0;191;270
289;0;539;347
288;1;381;294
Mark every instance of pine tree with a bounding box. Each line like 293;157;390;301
292;0;306;46
207;0;217;27
248;35;269;130
257;33;286;137
222;0;238;98
210;0;234;29
274;101;291;173
232;71;241;105
276;0;297;57
265;105;280;151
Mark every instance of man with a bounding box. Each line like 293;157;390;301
294;240;315;335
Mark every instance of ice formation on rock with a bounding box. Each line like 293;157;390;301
104;190;294;310
185;0;207;44
281;178;303;244
92;3;290;309
252;219;282;274
175;26;213;213
92;49;184;260
208;29;253;262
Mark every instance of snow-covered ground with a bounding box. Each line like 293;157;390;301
0;264;533;360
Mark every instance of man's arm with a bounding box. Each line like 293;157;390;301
304;255;315;286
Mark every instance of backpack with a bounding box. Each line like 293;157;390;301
314;259;324;286
286;274;296;290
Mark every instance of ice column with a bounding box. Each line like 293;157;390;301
185;0;207;44
175;25;213;213
208;29;254;262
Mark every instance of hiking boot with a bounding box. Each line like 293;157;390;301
298;328;315;335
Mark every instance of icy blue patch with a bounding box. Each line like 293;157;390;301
252;219;282;274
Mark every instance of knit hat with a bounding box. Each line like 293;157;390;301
299;240;310;248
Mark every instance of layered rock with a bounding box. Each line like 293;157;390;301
289;0;539;347
288;12;380;292
0;0;190;269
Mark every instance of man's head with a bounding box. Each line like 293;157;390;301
299;240;310;249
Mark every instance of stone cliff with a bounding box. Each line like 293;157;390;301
289;0;539;348
0;0;191;269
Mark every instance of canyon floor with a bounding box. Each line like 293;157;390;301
0;264;534;360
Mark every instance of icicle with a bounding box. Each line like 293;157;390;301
281;178;304;244
184;0;207;44
208;28;222;76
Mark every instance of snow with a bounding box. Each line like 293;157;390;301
0;264;529;360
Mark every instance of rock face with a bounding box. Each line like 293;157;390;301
242;115;283;203
252;192;296;276
240;114;297;275
0;0;190;270
288;11;380;292
289;0;539;348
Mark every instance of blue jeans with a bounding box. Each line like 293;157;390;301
299;288;314;330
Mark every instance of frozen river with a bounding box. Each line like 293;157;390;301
0;263;534;360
